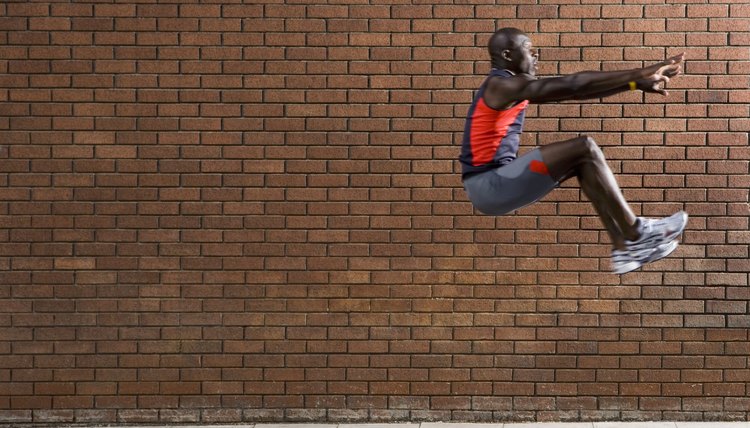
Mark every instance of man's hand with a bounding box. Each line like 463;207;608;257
637;53;685;96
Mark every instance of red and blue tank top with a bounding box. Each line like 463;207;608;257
459;69;529;178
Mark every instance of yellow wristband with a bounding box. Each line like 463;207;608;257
628;81;637;91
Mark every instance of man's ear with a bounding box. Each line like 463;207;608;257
501;49;512;62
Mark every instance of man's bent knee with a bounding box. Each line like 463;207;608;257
577;135;603;161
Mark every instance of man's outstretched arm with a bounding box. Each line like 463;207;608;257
572;63;684;100
485;53;684;107
570;77;663;100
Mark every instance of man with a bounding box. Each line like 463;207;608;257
459;28;688;274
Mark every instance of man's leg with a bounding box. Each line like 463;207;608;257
538;135;638;250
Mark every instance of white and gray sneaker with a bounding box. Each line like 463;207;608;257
611;211;688;275
612;240;679;275
639;211;689;242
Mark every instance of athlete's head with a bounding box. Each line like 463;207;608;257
488;28;538;76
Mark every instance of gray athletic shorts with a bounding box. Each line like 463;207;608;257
463;148;559;216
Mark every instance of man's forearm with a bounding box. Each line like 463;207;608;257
572;83;631;100
566;67;654;98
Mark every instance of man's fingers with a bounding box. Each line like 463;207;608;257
653;82;667;95
667;65;681;76
655;66;680;82
664;52;685;66
658;63;680;74
649;81;668;96
671;52;685;62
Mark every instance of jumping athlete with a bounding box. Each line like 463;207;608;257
460;28;688;274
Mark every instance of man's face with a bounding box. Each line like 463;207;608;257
512;35;539;76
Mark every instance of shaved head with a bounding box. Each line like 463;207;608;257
488;27;527;61
487;27;537;75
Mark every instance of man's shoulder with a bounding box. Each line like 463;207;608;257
483;74;534;110
488;72;535;86
486;73;535;97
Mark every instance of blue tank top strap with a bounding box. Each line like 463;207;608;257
490;68;514;78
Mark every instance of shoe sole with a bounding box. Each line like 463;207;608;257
613;240;679;275
645;239;679;264
613;260;642;275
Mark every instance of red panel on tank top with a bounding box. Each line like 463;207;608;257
469;98;529;166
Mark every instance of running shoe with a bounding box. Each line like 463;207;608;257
611;211;688;274
612;239;678;275
627;211;688;258
638;211;688;242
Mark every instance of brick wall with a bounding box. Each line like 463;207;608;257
2;0;750;425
